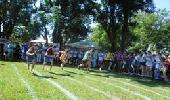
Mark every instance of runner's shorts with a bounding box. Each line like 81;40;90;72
44;56;54;64
26;55;36;62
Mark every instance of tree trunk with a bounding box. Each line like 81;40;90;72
121;5;129;52
108;4;117;52
52;22;63;50
52;23;58;43
44;27;48;44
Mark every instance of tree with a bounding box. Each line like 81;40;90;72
96;0;154;51
43;0;97;49
131;9;170;50
91;24;111;49
0;0;34;39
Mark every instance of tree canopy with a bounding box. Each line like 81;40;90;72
2;0;169;52
130;9;170;50
91;24;111;49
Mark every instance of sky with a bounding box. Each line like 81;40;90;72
154;0;170;11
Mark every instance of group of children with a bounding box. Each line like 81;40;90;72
24;43;170;82
26;44;69;73
68;49;170;82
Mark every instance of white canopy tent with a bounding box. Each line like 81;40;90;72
30;39;53;44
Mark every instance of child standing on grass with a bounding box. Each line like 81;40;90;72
139;52;146;77
145;51;154;77
36;43;43;63
92;49;98;68
26;45;36;73
97;51;104;71
154;52;162;80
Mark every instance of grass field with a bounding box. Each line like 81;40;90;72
0;61;170;100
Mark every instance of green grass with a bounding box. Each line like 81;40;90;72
0;61;170;100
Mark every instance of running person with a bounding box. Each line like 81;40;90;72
82;48;93;71
60;50;70;70
26;45;36;73
43;45;54;71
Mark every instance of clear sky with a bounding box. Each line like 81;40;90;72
154;0;170;11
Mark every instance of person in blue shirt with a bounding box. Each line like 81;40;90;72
22;43;29;61
92;49;98;68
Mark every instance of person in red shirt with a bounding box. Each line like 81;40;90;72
43;45;54;71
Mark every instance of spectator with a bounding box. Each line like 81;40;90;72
92;49;98;68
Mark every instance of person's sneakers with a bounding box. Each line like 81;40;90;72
60;64;64;70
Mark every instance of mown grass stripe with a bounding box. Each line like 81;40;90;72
12;64;38;100
65;76;118;100
62;68;150;100
85;76;151;100
33;70;79;100
88;71;170;99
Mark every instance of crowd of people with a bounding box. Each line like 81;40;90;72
1;42;170;83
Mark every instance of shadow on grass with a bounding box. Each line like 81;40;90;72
64;70;77;74
97;72;170;87
8;61;170;87
134;78;170;87
0;63;5;66
49;72;73;77
33;73;57;79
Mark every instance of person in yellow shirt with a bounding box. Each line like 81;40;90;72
104;52;113;70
